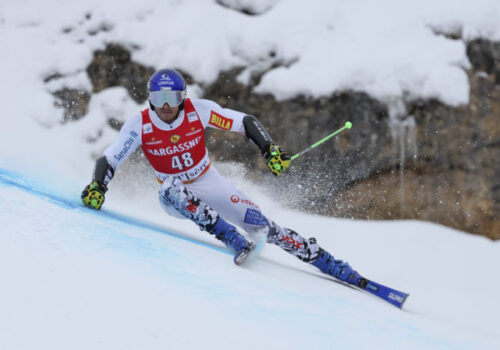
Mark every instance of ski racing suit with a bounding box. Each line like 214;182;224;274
88;98;360;284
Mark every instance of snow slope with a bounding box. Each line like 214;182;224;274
1;169;499;349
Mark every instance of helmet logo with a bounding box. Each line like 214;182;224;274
159;74;175;86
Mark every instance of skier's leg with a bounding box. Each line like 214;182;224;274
180;167;361;283
265;221;363;286
158;177;250;253
185;166;268;236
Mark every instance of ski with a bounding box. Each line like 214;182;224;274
233;233;266;266
357;278;409;309
234;242;256;265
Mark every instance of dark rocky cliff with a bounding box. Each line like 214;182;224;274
52;40;500;239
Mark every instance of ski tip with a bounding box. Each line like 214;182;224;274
399;293;410;309
363;279;410;309
390;292;410;309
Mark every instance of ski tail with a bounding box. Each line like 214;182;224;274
359;278;409;309
234;242;255;265
234;233;266;265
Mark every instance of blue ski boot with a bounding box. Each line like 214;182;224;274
312;250;363;286
209;217;253;265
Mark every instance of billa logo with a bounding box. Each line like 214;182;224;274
170;134;180;144
209;111;233;130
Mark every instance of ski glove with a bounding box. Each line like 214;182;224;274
263;143;291;176
81;181;107;210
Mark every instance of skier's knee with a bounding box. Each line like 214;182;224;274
159;177;184;204
158;194;185;219
158;178;218;230
158;181;189;220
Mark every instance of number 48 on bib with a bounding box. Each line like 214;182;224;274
172;152;194;170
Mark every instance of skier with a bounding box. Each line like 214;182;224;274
81;68;363;286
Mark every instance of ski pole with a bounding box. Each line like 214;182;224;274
291;121;352;161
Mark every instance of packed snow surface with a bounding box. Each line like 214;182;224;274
1;0;500;349
1;169;500;349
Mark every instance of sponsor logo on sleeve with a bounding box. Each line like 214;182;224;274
114;131;138;161
143;123;153;134
209;111;233;130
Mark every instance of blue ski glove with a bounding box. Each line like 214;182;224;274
263;143;291;176
81;181;107;210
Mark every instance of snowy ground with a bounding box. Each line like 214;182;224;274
1;169;499;350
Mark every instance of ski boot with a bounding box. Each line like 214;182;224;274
312;250;365;287
209;218;254;265
233;242;256;265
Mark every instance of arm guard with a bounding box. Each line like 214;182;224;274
243;115;274;154
93;156;115;191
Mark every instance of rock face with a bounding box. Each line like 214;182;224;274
86;43;155;103
200;43;500;239
67;40;499;239
53;88;91;122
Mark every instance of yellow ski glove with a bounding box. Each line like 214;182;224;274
81;181;106;210
264;143;291;176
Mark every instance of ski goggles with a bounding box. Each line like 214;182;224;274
149;90;186;108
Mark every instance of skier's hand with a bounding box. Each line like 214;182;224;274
81;181;107;210
263;143;291;176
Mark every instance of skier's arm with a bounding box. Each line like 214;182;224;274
92;156;115;190
242;115;291;176
193;99;291;176
194;99;247;134
242;115;273;152
82;114;142;209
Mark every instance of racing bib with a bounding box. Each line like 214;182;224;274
141;99;209;181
